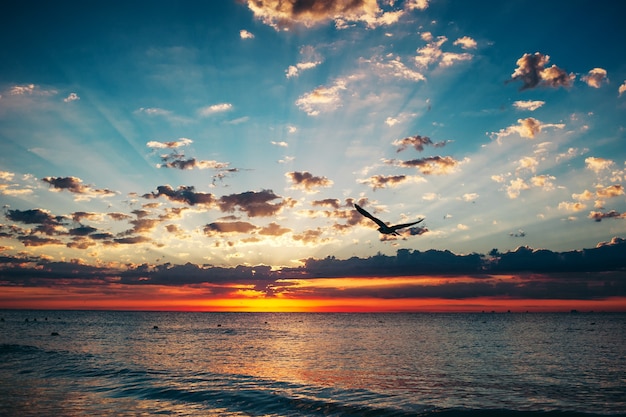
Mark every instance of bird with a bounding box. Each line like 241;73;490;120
354;204;424;236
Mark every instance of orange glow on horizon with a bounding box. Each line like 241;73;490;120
1;286;625;313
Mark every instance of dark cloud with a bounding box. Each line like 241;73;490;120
159;155;230;171
286;171;333;191
18;235;64;246
204;221;258;235
509;52;574;90
393;135;448;152
360;174;411;190
5;208;66;236
588;210;626;222
143;185;216;206
218;189;291;217
68;225;98;236
259;222;291;236
42;176;116;198
1;238;625;301
387;155;459;175
311;198;342;209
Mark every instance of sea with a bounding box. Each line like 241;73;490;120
1;311;625;417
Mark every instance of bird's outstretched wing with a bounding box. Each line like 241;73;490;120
389;218;424;231
354;204;387;229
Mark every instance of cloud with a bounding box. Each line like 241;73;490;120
271;141;288;147
198;103;233;117
286;171;333;192
387;155;460;175
286;61;322;78
585;157;614;173
513;100;545;111
158;155;231;171
359;174;424;190
414;33;473;69
505;178;530;199
7;84;57;96
588;210;626;222
619;81;626;97
204;221;258;236
259;222;292;236
517;156;539;173
490;117;565;142
143;185;216;206
453;36;477;50
295;79;347;116
240;29;255;39
243;0;416;31
509;52;575;90
392;134;448;152
582;68;608;88
558;201;587;212
146;138;193;149
218;189;292;217
366;55;426;82
63;92;80;102
41;176;116;201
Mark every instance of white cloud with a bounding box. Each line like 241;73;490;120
271;141;288;147
453;36;477;50
585;156;614;173
491;117;565;143
198;103;233;116
295;79;347;116
513;100;545;111
581;68;608;88
619;81;626;97
63;92;80;102
240;29;255;39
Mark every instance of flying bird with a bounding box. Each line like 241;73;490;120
354;204;424;236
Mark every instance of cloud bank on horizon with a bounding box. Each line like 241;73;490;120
0;0;625;309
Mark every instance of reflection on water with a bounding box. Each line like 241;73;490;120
1;311;625;416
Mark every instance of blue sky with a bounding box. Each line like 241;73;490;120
1;0;626;305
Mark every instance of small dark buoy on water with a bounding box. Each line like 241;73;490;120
51;332;59;336
153;325;159;329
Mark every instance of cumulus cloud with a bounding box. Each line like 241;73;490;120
158;155;231;171
204;221;258;236
588;210;626;222
513;100;545;111
143;185;216;206
387;155;460;175
240;29;255;39
243;0;416;31
505;178;530;199
392;134;448;152
491;117;565;142
359;174;424;190
218;189;292;217
414;33;473;69
295;79;347;116
198;103;233;117
619;81;626;97
286;171;333;192
453;36;477;49
582;68;608;88
558;201;587;212
585;157;614;173
146;138;193;149
509;52;574;90
63;92;80;102
41;176;116;201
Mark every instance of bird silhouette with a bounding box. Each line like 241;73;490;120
355;204;424;236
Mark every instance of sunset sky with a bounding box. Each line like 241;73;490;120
1;0;625;312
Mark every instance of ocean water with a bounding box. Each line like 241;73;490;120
1;311;624;417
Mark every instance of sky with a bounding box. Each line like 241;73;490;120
1;0;626;312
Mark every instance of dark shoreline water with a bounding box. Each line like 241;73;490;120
1;311;625;416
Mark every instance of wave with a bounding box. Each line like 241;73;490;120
3;343;625;417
